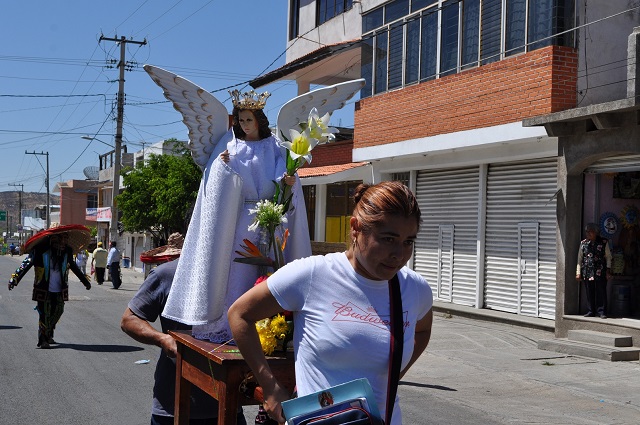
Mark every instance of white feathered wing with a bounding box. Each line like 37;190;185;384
275;79;366;142
143;64;229;169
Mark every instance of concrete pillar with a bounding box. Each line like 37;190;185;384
627;26;640;103
297;80;311;95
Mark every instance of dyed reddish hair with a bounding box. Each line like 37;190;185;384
351;181;421;233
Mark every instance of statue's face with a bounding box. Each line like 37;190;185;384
238;110;259;140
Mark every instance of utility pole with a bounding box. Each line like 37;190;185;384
99;35;147;243
25;151;50;229
8;183;24;244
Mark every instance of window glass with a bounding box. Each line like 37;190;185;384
318;0;353;26
361;37;374;98
440;1;459;76
528;0;554;50
411;0;432;13
374;31;389;94
363;7;384;32
481;0;502;65
359;0;568;98
505;0;526;56
289;0;300;40
385;0;409;24
405;17;421;85
388;22;405;89
461;0;480;69
87;194;98;209
420;8;438;82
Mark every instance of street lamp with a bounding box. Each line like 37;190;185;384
81;135;114;148
81;135;120;244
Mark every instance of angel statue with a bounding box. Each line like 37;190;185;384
144;65;365;343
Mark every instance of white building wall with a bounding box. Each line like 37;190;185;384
287;2;363;62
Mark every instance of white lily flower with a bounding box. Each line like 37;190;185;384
283;127;319;165
308;107;338;143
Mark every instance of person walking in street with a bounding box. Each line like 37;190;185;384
576;223;612;318
107;241;122;289
121;235;247;425
8;224;92;348
92;242;108;285
75;248;88;275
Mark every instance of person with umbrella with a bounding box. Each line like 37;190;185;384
8;224;92;348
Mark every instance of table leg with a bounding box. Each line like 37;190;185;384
217;378;242;425
174;346;192;425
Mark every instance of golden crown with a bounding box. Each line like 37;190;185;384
229;89;270;110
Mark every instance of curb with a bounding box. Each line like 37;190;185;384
433;301;555;333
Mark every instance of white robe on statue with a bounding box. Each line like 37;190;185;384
162;130;312;342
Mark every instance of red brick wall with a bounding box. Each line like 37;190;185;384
353;45;577;149
303;140;354;167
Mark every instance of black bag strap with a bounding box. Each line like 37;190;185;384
385;274;403;425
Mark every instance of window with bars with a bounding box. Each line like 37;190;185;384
392;172;411;187
360;0;572;98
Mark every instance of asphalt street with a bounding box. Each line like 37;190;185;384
1;254;640;424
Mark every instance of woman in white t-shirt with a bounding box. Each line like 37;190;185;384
229;181;434;425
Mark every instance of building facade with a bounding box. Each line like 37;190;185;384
251;1;640;337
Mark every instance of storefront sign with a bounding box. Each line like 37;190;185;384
86;207;112;222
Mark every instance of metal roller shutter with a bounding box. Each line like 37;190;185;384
584;154;640;173
484;158;557;319
414;167;480;307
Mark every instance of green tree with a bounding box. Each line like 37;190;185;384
117;141;201;242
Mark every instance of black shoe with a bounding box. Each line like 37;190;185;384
584;312;595;317
39;341;51;349
47;337;56;344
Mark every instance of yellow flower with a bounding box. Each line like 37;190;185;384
255;315;291;355
269;314;290;339
284;127;319;165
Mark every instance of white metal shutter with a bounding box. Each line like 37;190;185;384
414;167;480;306
584;154;640;173
518;222;540;315
484;158;557;319
437;225;454;302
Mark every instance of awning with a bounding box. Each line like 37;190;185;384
298;162;371;185
250;39;362;88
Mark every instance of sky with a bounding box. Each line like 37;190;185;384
0;1;357;194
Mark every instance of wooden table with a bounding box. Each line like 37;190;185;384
170;330;295;425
